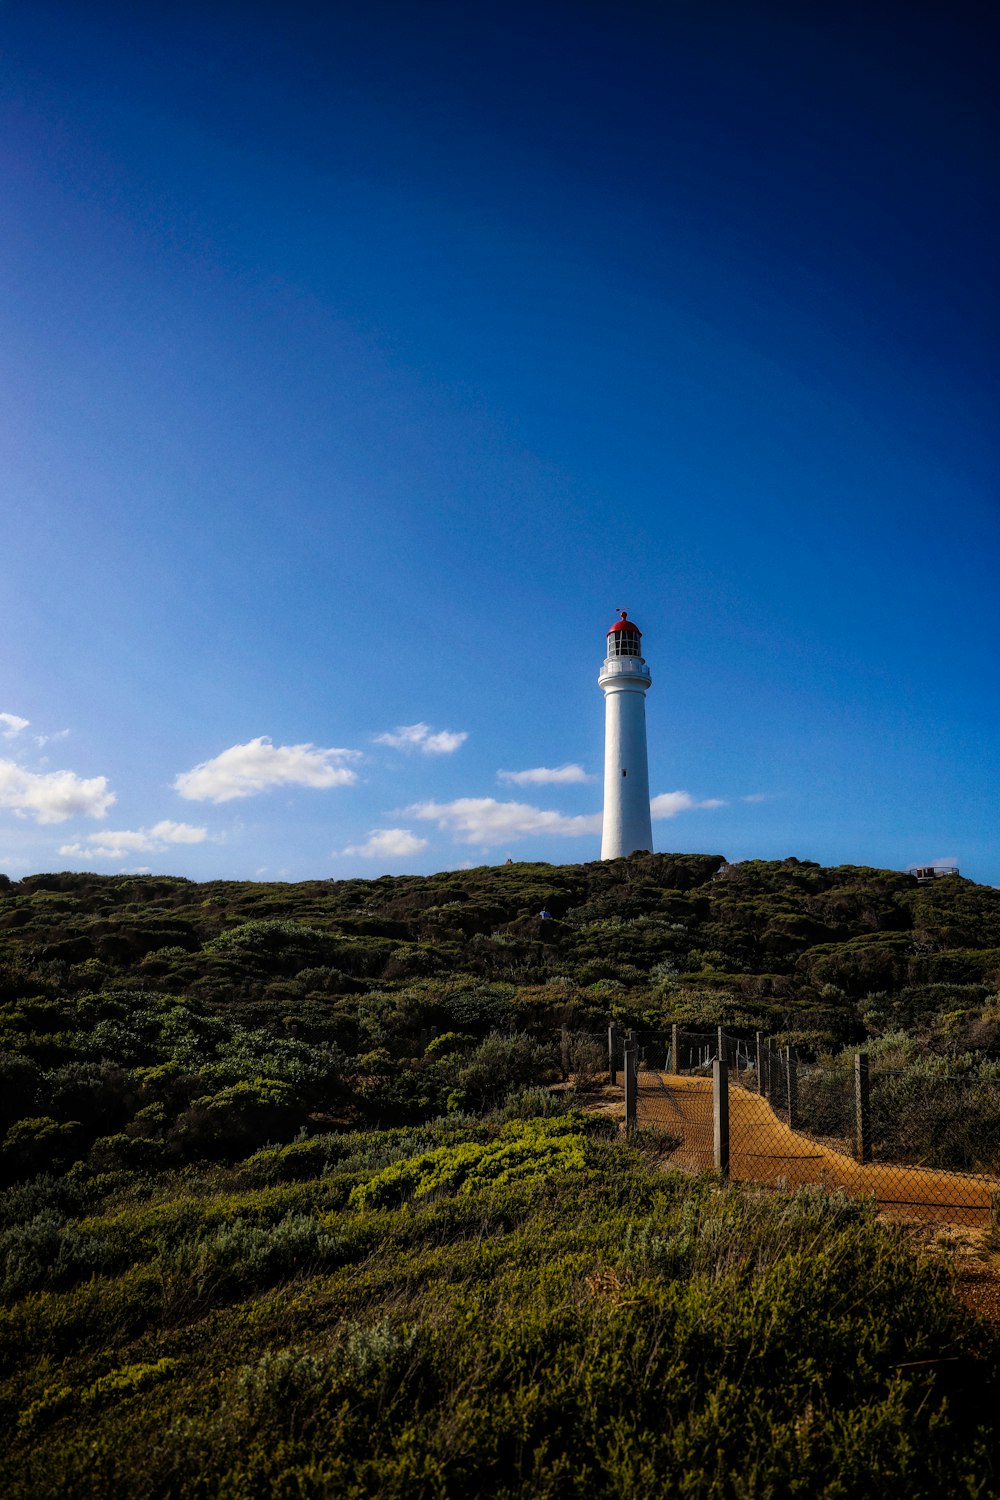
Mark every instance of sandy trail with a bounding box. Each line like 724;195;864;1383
640;1072;998;1226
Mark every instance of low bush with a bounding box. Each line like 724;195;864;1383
348;1115;591;1209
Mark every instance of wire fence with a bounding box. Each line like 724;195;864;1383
614;1026;1000;1227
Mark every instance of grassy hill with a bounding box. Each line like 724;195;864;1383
1;854;999;1177
2;854;1000;1495
5;1115;998;1498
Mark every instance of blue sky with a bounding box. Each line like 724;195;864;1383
2;1;997;882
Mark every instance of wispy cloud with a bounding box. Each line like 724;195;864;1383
375;723;468;755
407;797;603;846
498;764;594;786
0;759;115;823
35;729;70;749
650;791;726;819
60;820;210;861
341;827;429;859
0;713;30;739
742;793;770;804
174;736;360;803
408;787;725;847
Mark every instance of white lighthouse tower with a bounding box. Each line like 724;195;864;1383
599;610;653;859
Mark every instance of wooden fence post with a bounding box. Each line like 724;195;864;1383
671;1021;679;1074
755;1031;763;1094
786;1048;798;1128
717;1025;725;1067
713;1058;730;1177
855;1053;871;1163
624;1045;637;1134
608;1023;618;1086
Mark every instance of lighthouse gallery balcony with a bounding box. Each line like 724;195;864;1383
599;655;652;684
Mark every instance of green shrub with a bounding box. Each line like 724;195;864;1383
349;1116;592;1209
0;1208;110;1299
453;1030;556;1110
1;1116;81;1179
163;1212;349;1292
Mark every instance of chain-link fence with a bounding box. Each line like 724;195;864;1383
626;1028;1000;1226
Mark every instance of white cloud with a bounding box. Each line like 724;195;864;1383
650;791;727;819
424;730;467;754
0;713;30;739
498;764;594;786
59;820;209;861
408;787;725;848
342;827;429;859
59;842;128;860
174;736;360;803
408;797;603;846
0;759;115;823
149;819;209;844
35;729;70;748
375;722;468;755
742;793;769;804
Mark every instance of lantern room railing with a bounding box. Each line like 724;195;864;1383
600;655;651;680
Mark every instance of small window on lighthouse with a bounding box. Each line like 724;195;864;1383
622;769;627;777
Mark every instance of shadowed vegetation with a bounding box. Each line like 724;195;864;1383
1;855;998;1180
2;856;1000;1493
2;1115;998;1497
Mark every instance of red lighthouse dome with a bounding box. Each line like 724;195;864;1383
606;610;642;657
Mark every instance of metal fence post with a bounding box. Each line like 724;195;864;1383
855;1053;871;1163
755;1031;763;1094
560;1023;570;1080
671;1021;679;1074
713;1058;730;1177
624;1045;637;1134
786;1048;798;1129
608;1023;618;1086
717;1024;725;1066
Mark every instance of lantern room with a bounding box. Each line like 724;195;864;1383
606;610;643;658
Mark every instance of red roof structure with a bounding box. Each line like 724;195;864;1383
607;610;642;636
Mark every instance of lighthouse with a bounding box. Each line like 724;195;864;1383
599;610;653;859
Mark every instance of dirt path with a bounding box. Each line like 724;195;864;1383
577;1076;1000;1326
640;1072;999;1227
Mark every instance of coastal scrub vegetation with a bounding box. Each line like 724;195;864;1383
1;854;999;1492
3;1111;997;1496
1;854;998;1179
